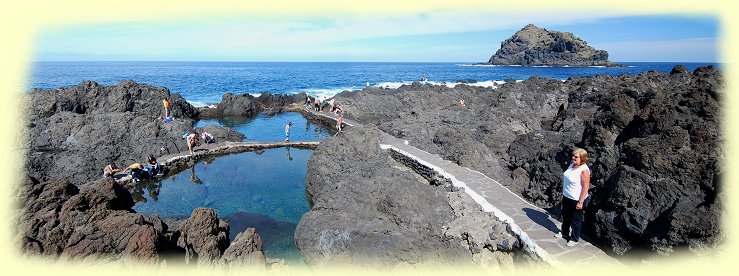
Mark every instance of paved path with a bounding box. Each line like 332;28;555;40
301;107;624;268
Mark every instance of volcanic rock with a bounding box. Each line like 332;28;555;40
18;178;164;262
176;208;231;265
223;227;267;267
296;126;528;268
24;80;242;185
332;66;723;257
197;92;308;118
486;24;618;67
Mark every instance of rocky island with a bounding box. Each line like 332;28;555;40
485;24;619;67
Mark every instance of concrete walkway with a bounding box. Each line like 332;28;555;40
301;107;624;268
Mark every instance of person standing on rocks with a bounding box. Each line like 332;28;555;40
162;97;172;118
284;122;292;142
555;147;591;247
187;132;199;156
336;113;344;132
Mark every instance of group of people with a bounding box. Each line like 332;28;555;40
307;96;344;114
184;131;216;155
304;95;346;133
103;154;165;183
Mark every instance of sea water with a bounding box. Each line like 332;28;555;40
28;61;717;106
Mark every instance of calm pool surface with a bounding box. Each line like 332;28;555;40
195;112;332;142
132;147;311;264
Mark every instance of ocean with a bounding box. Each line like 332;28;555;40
28;61;717;107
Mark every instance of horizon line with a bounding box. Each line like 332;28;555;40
32;60;720;64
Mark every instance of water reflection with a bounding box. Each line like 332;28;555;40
190;166;202;185
285;147;293;161
131;181;162;203
195;112;332;142
131;148;314;265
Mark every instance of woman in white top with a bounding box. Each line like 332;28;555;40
556;147;591;247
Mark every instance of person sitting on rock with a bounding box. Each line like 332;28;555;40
123;163;147;183
145;154;164;176
102;162;120;178
201;131;215;144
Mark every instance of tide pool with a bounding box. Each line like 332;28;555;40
132;147;313;264
196;112;333;142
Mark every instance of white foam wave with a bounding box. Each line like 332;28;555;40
373;81;413;89
293;87;359;99
187;100;209;108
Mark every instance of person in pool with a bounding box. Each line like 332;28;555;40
284;122;292;142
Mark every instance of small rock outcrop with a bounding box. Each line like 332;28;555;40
18;178;165;263
197;92;308;118
223;228;267;267
486;24;618;67
177;208;231;265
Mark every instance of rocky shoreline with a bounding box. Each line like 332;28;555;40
17;64;723;268
330;65;723;257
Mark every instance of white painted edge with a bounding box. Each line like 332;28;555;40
380;143;566;270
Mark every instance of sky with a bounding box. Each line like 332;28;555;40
33;12;719;63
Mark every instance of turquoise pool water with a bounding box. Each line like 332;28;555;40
195;112;333;142
132;147;312;264
132;112;332;265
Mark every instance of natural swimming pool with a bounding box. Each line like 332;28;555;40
132;112;333;265
195;112;333;142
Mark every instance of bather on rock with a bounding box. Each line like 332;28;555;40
123;163;147;183
102;162;120;178
145;154;164;176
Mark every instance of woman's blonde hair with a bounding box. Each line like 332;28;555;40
572;148;589;163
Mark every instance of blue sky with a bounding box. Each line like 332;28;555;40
33;13;718;62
